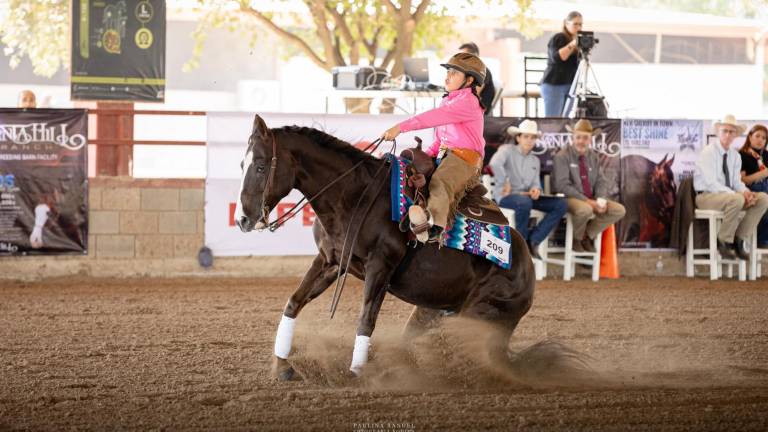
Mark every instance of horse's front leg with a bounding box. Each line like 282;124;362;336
272;253;338;380
349;250;402;376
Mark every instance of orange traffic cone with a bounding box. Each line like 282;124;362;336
599;224;620;279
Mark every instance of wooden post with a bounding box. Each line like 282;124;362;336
95;102;134;176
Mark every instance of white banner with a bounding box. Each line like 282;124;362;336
205;112;435;256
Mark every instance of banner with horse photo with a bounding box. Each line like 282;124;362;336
620;119;704;249
0;109;89;255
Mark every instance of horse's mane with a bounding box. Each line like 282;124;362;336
273;126;376;162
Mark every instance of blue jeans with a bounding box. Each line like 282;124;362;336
541;83;571;117
499;194;568;245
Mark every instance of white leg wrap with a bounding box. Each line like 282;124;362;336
274;315;295;359
349;335;370;375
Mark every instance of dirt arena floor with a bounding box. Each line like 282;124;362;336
2;275;768;431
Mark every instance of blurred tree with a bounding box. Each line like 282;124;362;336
1;0;69;78
186;0;539;76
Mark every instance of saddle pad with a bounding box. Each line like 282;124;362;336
387;155;512;269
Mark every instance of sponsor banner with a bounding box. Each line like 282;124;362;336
71;0;166;101
206;112;435;256
620;119;703;249
0;109;88;255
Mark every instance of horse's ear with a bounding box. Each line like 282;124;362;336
666;153;675;167
253;114;271;139
659;153;667;165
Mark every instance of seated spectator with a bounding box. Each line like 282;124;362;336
490;120;567;259
553;119;626;252
739;124;768;248
695;115;768;259
459;42;496;116
17;90;37;109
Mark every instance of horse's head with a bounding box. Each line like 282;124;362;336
650;154;677;217
235;115;297;232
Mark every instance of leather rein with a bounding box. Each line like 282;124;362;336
258;134;388;232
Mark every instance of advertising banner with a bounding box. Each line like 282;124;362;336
71;0;166;101
206;113;435;256
620;119;704;248
0;109;88;255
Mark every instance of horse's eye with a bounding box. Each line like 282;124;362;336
256;164;265;173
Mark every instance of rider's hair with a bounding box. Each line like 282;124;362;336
466;77;485;111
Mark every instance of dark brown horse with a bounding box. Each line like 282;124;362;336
620;154;676;247
235;115;534;380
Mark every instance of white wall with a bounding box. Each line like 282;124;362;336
592;63;763;119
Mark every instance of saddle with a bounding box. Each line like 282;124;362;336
398;138;509;228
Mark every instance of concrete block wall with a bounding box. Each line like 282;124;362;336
88;178;204;260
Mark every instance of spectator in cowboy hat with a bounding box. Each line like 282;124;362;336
694;114;768;259
490;119;567;259
552;118;626;252
17;90;37;109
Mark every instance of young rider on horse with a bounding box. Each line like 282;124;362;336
381;52;488;243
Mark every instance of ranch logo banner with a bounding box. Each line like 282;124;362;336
71;0;166;101
0;109;88;256
620;119;703;249
206;112;435;256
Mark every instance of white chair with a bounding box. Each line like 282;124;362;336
748;226;768;280
541;213;603;282
686;209;746;281
483;175;547;280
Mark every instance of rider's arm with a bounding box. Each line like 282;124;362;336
399;91;479;132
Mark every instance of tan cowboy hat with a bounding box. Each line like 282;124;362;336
440;52;486;83
506;119;542;136
714;114;746;134
566;118;602;136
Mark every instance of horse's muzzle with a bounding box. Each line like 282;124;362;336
236;215;256;232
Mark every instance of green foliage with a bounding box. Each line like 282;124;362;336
1;0;69;77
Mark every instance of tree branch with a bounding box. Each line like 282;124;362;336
306;0;338;67
240;6;327;70
325;4;355;48
412;0;431;22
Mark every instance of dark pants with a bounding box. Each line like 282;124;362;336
499;194;568;246
748;180;768;245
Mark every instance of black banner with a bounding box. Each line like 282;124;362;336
0;109;88;255
71;0;166;101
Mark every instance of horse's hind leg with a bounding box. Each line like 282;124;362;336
272;253;338;381
402;306;443;341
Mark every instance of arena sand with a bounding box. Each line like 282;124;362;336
1;276;767;430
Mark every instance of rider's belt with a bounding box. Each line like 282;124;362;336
448;147;483;169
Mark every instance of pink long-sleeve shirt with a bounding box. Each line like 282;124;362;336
398;87;485;158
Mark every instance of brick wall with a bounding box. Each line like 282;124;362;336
88;178;204;260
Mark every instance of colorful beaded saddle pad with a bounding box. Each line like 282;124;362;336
386;154;513;269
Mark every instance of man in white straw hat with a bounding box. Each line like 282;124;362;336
490;119;567;259
693;114;768;260
553;119;626;253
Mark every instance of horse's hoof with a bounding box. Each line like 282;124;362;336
277;367;295;381
272;357;296;381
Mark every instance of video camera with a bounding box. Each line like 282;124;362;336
577;31;599;56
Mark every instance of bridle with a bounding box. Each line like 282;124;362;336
253;132;387;232
247;130;396;319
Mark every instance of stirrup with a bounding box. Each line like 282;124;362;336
408;205;431;243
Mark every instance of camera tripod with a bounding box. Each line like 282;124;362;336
562;53;607;118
